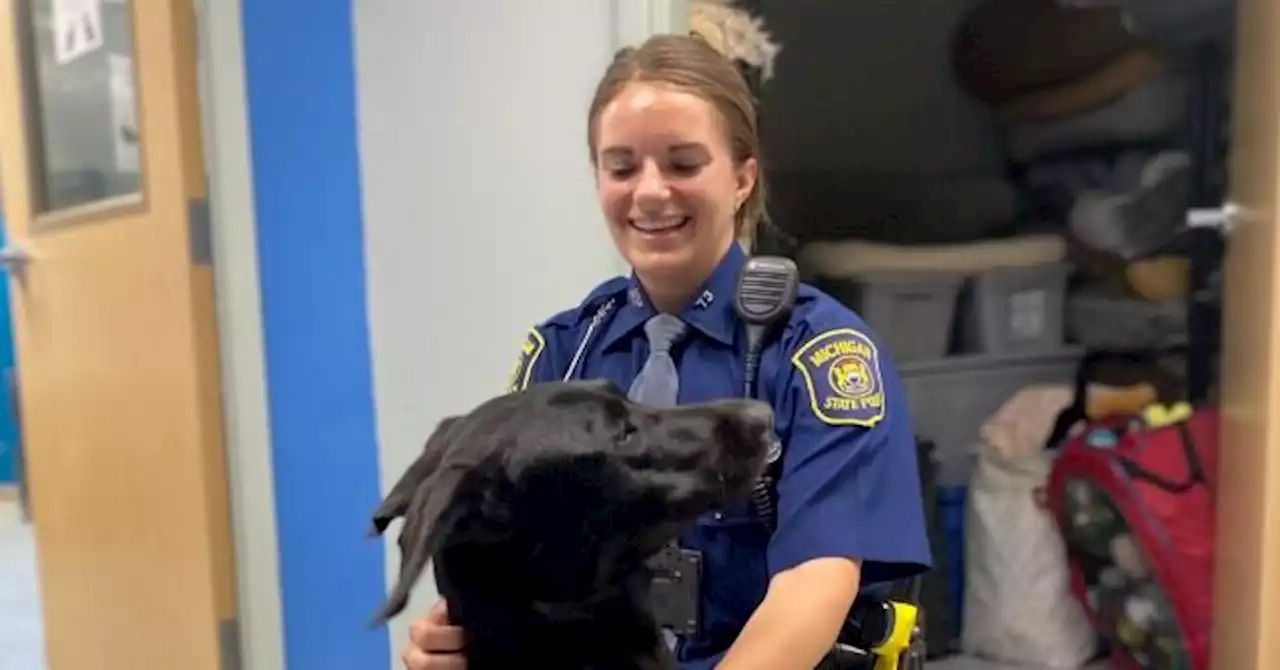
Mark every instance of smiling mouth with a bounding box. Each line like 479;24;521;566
629;216;692;234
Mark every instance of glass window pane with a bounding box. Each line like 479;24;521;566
19;0;141;214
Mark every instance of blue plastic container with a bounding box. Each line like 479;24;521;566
937;485;967;632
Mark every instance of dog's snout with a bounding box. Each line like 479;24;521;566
739;400;773;432
710;399;773;435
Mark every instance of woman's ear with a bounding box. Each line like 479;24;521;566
735;157;758;209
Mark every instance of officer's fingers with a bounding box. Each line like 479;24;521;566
400;642;428;670
425;599;449;625
400;642;465;670
409;616;465;653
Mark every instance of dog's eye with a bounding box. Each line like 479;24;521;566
618;422;638;445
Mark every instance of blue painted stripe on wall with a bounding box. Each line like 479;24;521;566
240;2;390;668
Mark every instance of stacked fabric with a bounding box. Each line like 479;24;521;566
951;0;1233;349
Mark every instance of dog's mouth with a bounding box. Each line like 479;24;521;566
716;442;773;501
715;402;778;494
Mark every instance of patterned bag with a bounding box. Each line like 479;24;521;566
1046;402;1218;670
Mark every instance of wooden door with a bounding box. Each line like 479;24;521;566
1213;0;1280;667
0;1;238;669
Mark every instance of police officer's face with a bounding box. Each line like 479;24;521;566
594;82;756;293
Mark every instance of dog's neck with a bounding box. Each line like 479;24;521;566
434;546;677;670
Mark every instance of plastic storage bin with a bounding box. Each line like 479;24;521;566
817;271;965;362
960;262;1071;354
898;346;1083;485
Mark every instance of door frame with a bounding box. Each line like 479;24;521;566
1206;0;1280;666
613;0;689;50
193;1;285;669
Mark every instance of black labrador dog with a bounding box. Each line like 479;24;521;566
369;379;776;670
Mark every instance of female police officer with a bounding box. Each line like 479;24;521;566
400;33;931;670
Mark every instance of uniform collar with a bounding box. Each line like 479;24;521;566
601;243;745;350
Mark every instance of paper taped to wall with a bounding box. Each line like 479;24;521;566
52;0;104;65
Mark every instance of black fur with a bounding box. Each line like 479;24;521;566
369;379;775;670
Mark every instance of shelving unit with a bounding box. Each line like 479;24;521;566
1183;43;1232;403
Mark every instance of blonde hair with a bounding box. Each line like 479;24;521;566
586;33;766;242
688;0;782;82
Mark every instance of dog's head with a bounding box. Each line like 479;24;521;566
369;379;775;624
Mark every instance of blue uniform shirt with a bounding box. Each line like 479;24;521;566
507;243;931;669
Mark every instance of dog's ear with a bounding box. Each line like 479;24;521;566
369;415;470;625
369;415;462;536
371;462;470;625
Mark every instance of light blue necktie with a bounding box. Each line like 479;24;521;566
627;314;688;407
628;314;688;652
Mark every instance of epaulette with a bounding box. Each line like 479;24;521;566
539;275;630;330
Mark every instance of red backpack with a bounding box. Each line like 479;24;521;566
1045;401;1218;670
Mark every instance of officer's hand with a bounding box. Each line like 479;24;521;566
401;600;466;670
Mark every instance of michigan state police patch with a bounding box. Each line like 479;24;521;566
791;328;886;427
506;327;545;393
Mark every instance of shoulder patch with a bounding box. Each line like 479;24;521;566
506;327;546;393
790;327;886;427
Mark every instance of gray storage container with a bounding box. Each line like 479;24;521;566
818;271;965;362
960;262;1071;354
898;346;1083;485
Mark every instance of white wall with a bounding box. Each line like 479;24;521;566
352;1;676;662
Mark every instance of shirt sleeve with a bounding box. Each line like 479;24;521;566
765;305;932;586
505;324;561;392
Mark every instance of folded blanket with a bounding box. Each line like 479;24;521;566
953;0;1140;104
997;48;1168;123
1004;70;1189;163
1069;150;1191;260
798;233;1067;279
